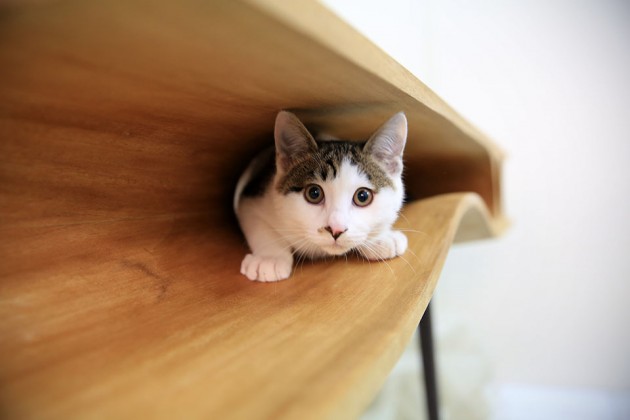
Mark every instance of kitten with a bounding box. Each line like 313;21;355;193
234;111;408;282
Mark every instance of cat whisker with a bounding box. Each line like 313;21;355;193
235;111;408;282
366;238;417;275
355;247;372;268
375;239;417;274
394;252;417;275
359;242;396;277
291;243;308;276
398;212;411;225
402;245;421;264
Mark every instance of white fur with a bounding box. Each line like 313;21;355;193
236;159;406;282
235;112;408;282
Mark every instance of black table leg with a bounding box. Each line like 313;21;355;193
419;302;439;420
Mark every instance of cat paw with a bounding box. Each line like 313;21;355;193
360;230;408;261
240;254;293;282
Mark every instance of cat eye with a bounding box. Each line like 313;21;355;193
353;188;374;207
304;184;324;204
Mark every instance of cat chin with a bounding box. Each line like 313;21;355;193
319;244;353;256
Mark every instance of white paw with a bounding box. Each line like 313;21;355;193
240;254;293;282
361;230;408;261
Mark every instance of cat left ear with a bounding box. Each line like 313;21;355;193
274;111;318;171
364;112;407;176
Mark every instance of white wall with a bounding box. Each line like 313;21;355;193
322;0;630;417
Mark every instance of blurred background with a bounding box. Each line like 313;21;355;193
320;0;630;419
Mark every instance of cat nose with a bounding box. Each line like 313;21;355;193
324;226;347;240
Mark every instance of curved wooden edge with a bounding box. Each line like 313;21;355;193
313;192;499;418
251;0;506;219
453;193;509;243
0;1;506;418
0;193;496;419
250;0;506;162
0;0;504;228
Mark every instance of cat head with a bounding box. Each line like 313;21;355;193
273;111;407;257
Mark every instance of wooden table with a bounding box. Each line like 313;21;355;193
0;1;506;418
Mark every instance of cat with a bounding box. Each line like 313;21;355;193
233;111;408;282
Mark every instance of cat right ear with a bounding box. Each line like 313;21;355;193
364;112;407;176
274;111;317;171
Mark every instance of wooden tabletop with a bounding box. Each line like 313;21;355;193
0;194;495;419
0;0;504;418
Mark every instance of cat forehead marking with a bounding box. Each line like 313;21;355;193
277;140;393;194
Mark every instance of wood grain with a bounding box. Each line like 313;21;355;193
0;0;505;418
0;194;494;419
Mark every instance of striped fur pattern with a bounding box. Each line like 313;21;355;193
277;139;394;194
234;111;408;282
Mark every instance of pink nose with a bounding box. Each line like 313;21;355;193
324;226;347;240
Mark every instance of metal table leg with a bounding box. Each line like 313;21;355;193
419;302;439;420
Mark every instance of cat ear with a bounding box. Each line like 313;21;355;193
274;111;318;171
364;112;407;176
